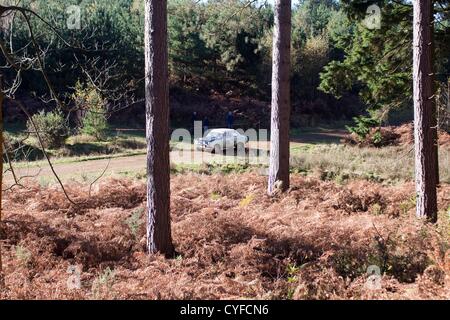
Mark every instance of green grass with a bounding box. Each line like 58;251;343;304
290;144;450;184
289;121;351;135
55;134;146;157
169;162;256;175
13;142;450;187
5;123;450;186
5;131;147;165
10;150;146;169
5;127;197;166
290;143;315;154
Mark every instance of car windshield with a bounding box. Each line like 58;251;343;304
204;132;223;141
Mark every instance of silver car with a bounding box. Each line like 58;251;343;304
194;129;248;153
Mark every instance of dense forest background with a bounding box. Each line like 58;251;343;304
1;0;449;128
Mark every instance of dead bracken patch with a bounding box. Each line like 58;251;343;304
0;173;449;299
35;179;146;216
344;123;450;148
334;189;385;214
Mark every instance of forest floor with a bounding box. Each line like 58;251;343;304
1;125;449;299
0;172;449;299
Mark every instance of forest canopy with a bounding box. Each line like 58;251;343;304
1;0;449;125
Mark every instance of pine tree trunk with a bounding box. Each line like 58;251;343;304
429;0;439;186
268;0;291;195
144;0;174;255
413;0;438;222
0;76;4;286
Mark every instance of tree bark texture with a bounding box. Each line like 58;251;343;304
413;0;438;222
144;0;174;255
0;77;4;285
268;0;292;195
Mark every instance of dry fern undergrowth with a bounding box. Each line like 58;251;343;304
0;173;449;299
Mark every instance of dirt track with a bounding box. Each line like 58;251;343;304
3;129;347;185
3;146;268;184
4;154;148;184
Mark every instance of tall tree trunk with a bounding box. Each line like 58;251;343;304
268;0;291;195
429;0;439;186
413;0;438;222
144;0;174;255
0;76;4;286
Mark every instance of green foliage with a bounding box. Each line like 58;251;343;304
27;108;69;149
293;0;337;40
2;0;144;96
73;82;109;140
320;0;450;121
399;195;416;215
6;0;448;126
372;130;383;146
285;262;300;299
126;207;144;240
292;0;337;101
212;163;250;174
188;0;273;94
3;132;44;161
1;0;345;109
15;245;32;266
2;0;275;98
345;115;404;147
371;203;383;215
168;0;212;86
239;194;254;207
210;192;222;200
346;116;379;141
92;267;116;298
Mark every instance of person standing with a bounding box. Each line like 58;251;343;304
226;111;234;128
203;116;209;133
191;111;198;133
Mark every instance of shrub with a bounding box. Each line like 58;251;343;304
345;116;402;147
3;132;44;161
346;116;379;142
73;82;109;140
3;132;17;154
26;108;69;149
126;207;144;241
91;267;116;299
15;245;32;266
113;138;146;150
344;126;400;148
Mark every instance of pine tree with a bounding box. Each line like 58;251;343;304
413;0;438;221
144;0;174;255
0;76;4;286
268;0;292;195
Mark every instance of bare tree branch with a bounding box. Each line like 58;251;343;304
14;99;77;205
